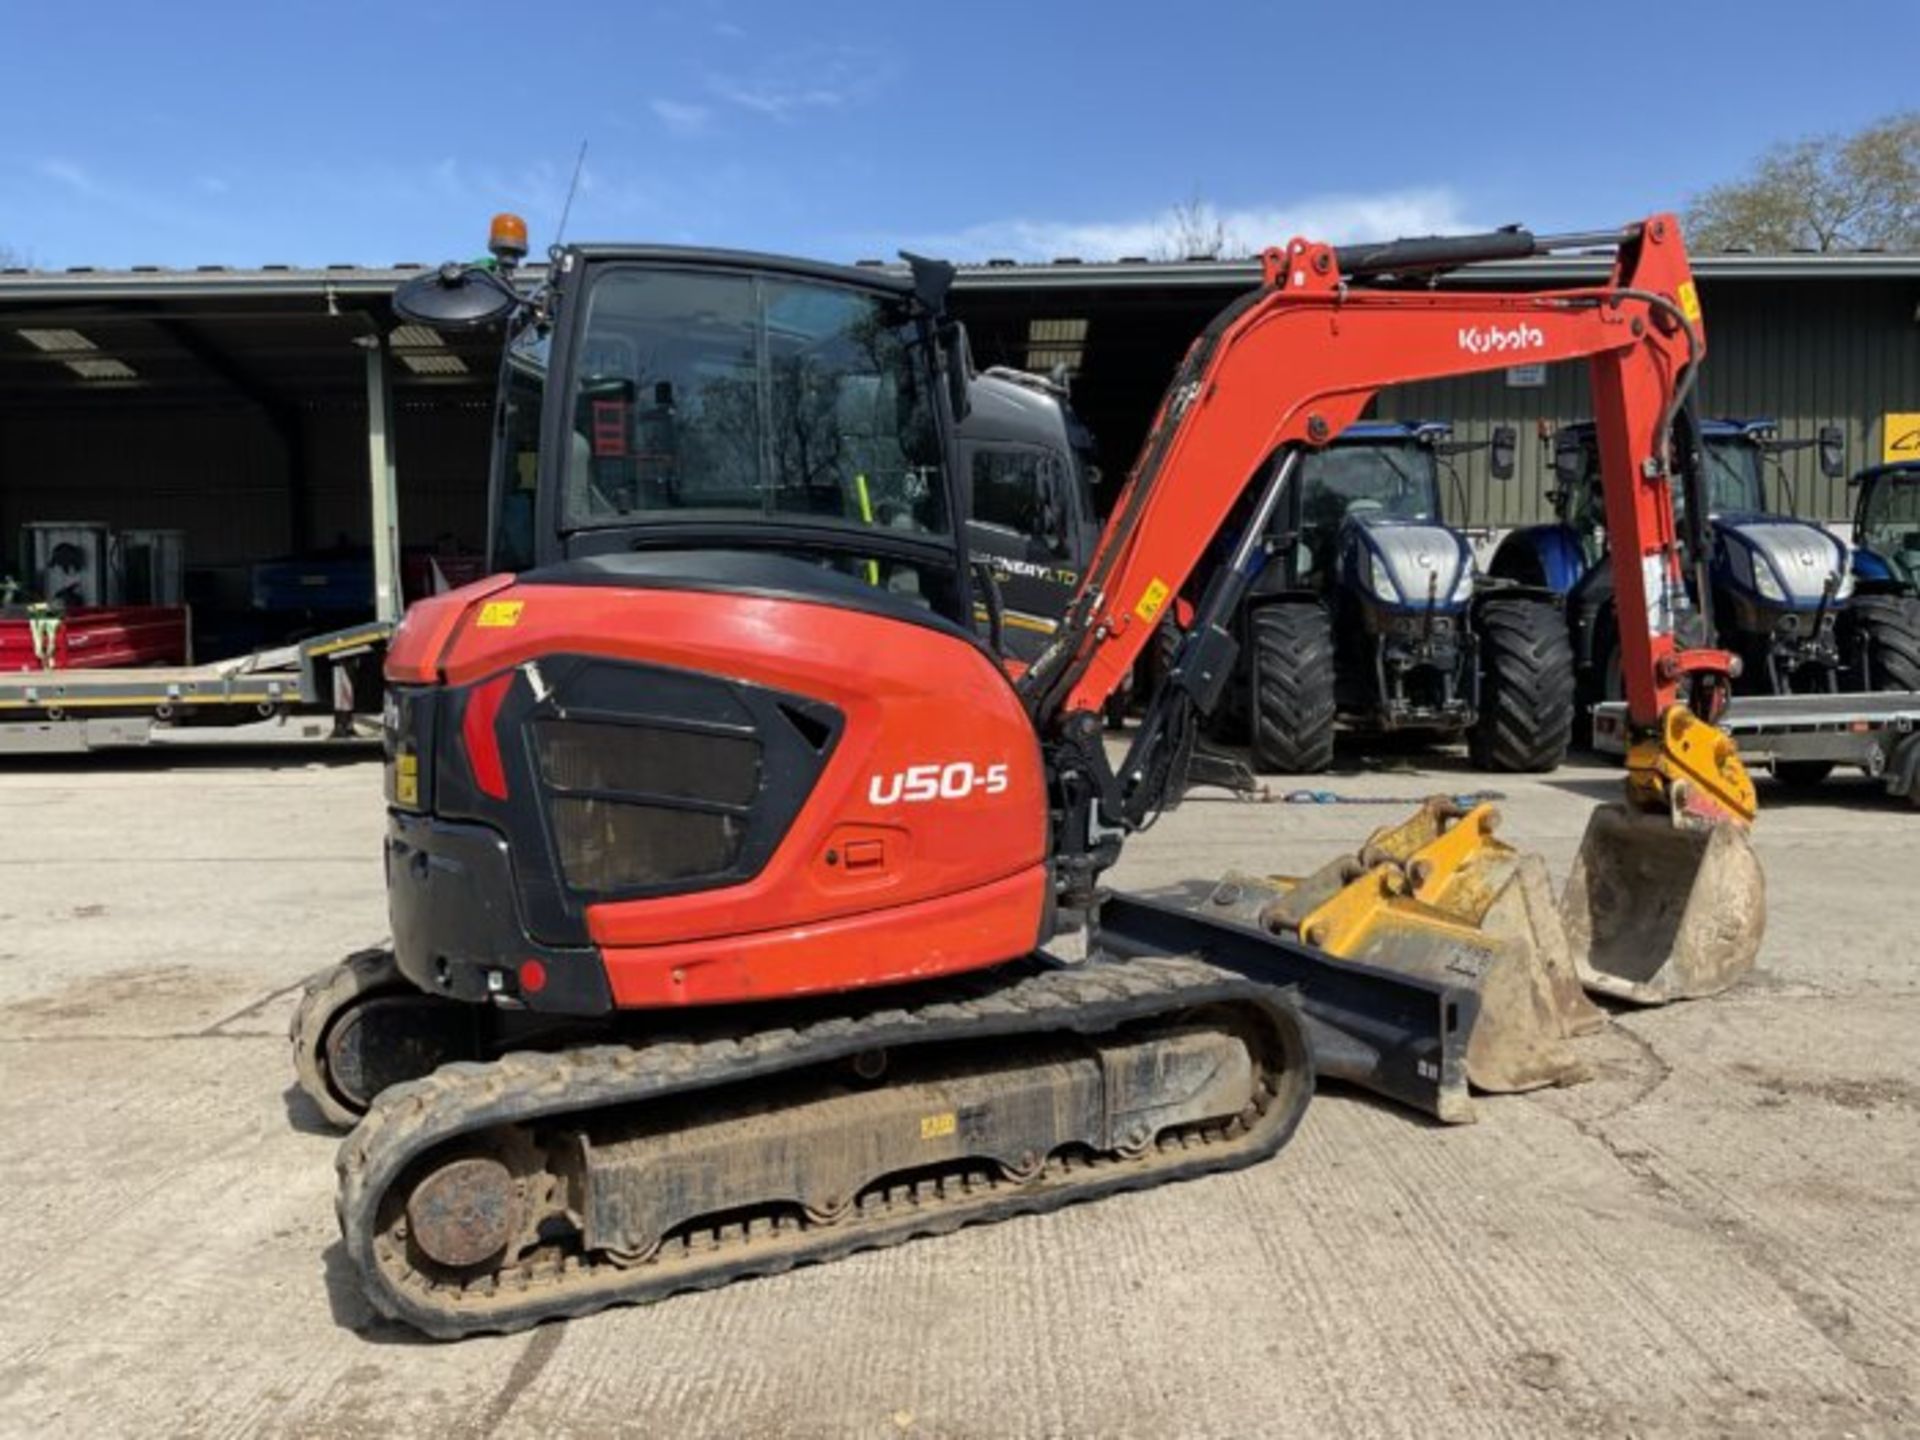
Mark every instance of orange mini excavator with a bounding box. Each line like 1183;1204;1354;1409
295;214;1761;1337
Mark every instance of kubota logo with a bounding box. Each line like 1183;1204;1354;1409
869;762;1010;806
1457;323;1546;356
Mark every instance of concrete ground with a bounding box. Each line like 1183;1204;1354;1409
0;742;1914;1439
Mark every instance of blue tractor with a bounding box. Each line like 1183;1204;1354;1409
1486;418;1909;757
1215;419;1574;773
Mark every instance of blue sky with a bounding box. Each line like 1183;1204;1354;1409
2;0;1913;269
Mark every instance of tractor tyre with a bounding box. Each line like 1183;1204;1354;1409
1849;594;1920;692
1470;597;1576;772
1249;602;1335;774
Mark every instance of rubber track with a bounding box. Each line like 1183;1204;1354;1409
1470;597;1576;772
336;954;1310;1339
1250;603;1336;774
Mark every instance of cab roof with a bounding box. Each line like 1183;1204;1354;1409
1852;460;1920;485
563;244;917;297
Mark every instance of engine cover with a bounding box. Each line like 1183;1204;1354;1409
1339;516;1473;612
1714;517;1849;610
390;563;1052;1010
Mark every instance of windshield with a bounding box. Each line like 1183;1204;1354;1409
1564;430;1768;534
1861;474;1920;583
1296;442;1440;535
563;268;948;539
1694;436;1768;517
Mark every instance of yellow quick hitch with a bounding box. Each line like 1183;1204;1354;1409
1624;704;1758;829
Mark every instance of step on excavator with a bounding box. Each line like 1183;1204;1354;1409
293;213;1764;1337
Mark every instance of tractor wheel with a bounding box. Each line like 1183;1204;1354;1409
1248;602;1335;774
1470;597;1576;772
1849;594;1920;692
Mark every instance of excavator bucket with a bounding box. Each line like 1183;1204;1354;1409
1561;803;1765;1004
1244;799;1605;1101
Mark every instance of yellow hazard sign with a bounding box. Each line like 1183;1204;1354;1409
920;1111;957;1141
476;600;524;628
1883;413;1920;464
1134;578;1171;624
1676;281;1702;324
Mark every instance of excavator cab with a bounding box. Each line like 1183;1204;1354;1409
489;248;971;606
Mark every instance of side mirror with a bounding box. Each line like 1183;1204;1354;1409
393;263;519;330
1490;425;1517;481
1554;443;1587;490
1818;424;1846;480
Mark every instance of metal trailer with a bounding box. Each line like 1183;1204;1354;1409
0;621;390;754
1592;693;1920;804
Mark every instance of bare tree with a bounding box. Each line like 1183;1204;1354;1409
0;243;28;268
1686;111;1920;252
1151;195;1237;261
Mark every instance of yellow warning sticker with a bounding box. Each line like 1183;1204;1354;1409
393;753;419;807
920;1112;957;1141
1676;281;1702;323
1134;578;1171;624
1883;413;1920;464
476;600;524;628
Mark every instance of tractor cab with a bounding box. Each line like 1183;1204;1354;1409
1851;462;1920;593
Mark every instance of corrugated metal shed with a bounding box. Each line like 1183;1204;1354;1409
941;254;1920;531
1;248;1914;571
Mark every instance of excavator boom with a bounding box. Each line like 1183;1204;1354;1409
1029;219;1739;787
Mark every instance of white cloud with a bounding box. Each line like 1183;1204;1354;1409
650;98;713;137
38;159;101;196
901;189;1480;263
705;44;892;123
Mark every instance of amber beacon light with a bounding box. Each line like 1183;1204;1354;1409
488;212;530;265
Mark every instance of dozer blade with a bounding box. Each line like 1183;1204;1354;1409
1100;799;1606;1124
1561;802;1765;1005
